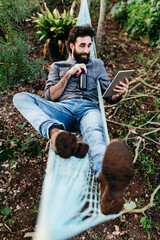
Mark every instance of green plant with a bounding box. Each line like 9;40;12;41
31;203;39;213
111;0;160;46
0;0;42;26
0;149;17;163
87;230;99;240
90;0;100;20
7;219;15;224
135;52;160;68
0;32;46;87
16;122;28;130
21;135;42;157
141;215;152;239
0;0;46;88
32;2;77;42
138;153;156;177
1;207;11;216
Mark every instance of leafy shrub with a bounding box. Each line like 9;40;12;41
0;0;42;25
111;0;160;46
0;0;46;88
0;30;46;87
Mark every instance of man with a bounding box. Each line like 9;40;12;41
13;25;134;215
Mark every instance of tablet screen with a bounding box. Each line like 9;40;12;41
103;70;134;98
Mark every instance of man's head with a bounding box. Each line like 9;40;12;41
67;25;94;63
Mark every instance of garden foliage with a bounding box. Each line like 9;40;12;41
0;0;46;88
111;0;160;46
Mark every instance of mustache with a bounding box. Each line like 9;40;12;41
80;53;89;56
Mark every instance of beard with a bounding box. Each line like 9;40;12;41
73;48;90;64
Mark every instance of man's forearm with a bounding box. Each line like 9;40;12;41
49;71;72;101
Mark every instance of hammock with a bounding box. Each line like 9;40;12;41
34;1;121;239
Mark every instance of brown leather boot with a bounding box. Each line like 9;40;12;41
50;129;89;159
74;138;89;158
98;139;134;215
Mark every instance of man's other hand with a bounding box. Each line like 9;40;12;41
111;77;129;102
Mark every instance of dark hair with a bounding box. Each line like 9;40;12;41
67;25;94;53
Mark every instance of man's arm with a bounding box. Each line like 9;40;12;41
48;63;87;101
49;71;71;101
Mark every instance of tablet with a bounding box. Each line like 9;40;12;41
103;70;134;98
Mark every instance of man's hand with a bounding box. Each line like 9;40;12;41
68;63;87;77
112;77;129;102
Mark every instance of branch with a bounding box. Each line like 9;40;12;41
122;94;158;102
136;77;160;91
129;82;141;94
147;122;160;126
143;127;160;136
148;51;159;71
133;137;143;163
105;94;158;108
129;129;160;146
4;223;12;232
107;119;154;130
122;184;160;215
124;126;160;163
139;112;160;128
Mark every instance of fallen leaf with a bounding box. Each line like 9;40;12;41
24;232;35;238
112;231;120;236
124;201;137;210
134;214;138;220
114;224;119;232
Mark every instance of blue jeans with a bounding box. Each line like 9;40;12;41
13;92;108;178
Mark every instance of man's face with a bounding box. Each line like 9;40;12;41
70;36;92;64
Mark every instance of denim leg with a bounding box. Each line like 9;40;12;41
79;107;107;178
13;92;75;139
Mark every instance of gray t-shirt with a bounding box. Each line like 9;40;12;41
44;56;114;105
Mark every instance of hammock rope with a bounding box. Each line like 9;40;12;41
34;1;121;239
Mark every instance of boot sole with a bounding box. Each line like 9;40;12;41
54;131;77;158
53;131;89;159
101;140;134;215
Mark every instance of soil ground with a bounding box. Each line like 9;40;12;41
0;1;159;240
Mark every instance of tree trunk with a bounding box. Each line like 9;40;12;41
96;0;106;57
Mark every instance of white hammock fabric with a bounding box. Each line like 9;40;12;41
34;1;121;239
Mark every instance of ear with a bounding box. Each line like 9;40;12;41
69;42;74;52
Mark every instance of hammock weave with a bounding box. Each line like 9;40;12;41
34;1;121;239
